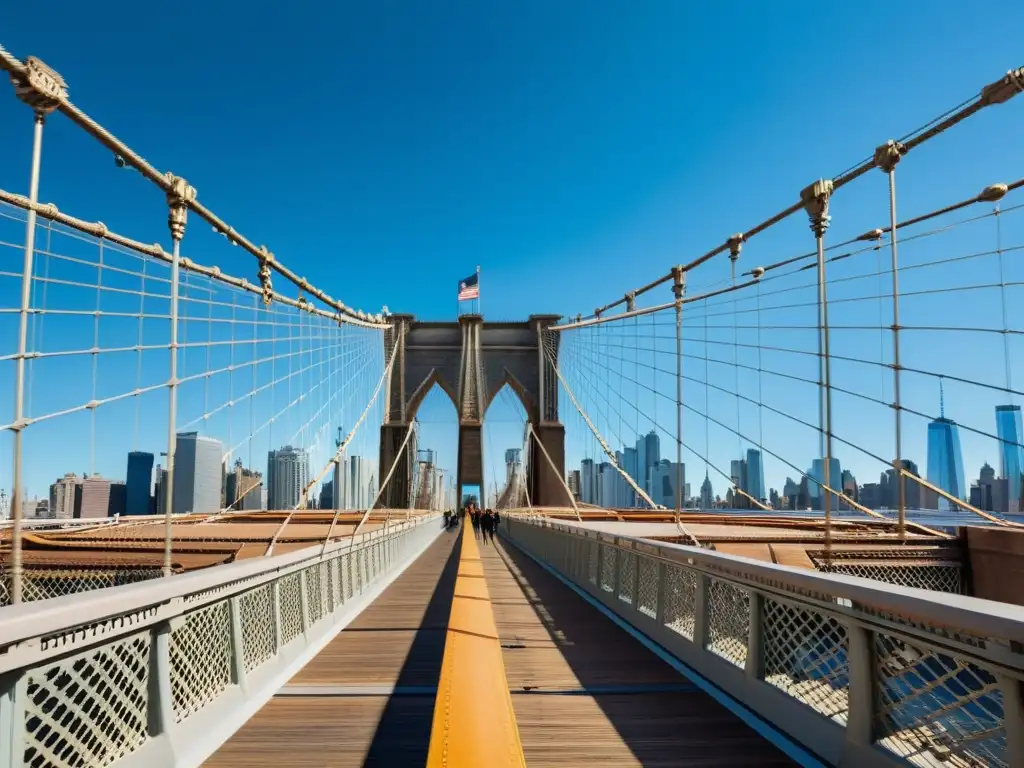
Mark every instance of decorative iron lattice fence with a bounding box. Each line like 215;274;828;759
0;515;441;768
504;516;1024;768
0;567;164;607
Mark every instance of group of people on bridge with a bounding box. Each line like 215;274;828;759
442;502;501;543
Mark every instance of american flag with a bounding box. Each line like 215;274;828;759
457;272;479;301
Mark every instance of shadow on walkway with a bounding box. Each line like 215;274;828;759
362;527;462;765
493;536;795;766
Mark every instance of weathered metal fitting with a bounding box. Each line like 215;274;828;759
979;183;1009;203
981;66;1024;106
751;266;765;280
800;178;834;236
625;291;636;311
594;309;602;319
727;234;744;260
670;266;685;299
164;173;197;241
257;245;274;305
10;56;67;113
857;228;884;241
873;140;906;173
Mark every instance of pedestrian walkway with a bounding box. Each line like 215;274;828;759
482;537;796;766
205;529;461;766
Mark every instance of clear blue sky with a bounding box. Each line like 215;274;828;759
0;3;1022;506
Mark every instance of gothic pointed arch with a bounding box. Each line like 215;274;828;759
484;368;538;424
406;367;458;422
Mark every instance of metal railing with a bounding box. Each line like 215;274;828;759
503;515;1024;768
0;513;441;768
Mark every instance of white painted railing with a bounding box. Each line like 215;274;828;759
0;515;442;768
503;515;1024;768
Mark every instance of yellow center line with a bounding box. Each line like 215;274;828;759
426;530;527;768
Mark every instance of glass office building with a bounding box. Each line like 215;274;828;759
926;417;966;511
996;405;1024;513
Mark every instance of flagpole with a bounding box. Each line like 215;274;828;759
476;265;481;316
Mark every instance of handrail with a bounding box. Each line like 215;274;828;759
534;517;1024;652
0;515;432;652
505;516;1024;767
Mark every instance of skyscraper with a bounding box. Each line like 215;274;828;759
700;473;714;509
75;476;112;519
225;459;263;511
49;473;79;520
505;448;521;485
730;458;747;508
650;459;684;509
173;433;224;514
580;459;596;505
926;387;966;511
125;451;154;516
267;445;310;510
346;455;375;510
809;457;842;511
644;431;661;493
996;405;1024;513
745;448;765;502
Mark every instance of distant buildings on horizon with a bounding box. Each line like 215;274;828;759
20;428;389;521
9;403;1024;520
563;404;1024;515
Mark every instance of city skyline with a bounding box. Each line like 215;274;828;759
1;7;1022;521
565;402;1024;515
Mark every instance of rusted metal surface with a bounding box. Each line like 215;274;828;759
0;511;427;573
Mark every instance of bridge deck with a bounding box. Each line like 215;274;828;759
207;525;795;766
205;528;461;766
482;535;794;766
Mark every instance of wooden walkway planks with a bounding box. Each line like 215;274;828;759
482;534;796;767
204;527;461;767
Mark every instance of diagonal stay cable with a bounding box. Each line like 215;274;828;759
260;328;398;553
542;336;699;545
339;419;418;555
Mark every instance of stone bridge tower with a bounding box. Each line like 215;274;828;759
378;314;566;509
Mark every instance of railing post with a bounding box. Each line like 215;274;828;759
612;544;622;598
0;671;27;768
999;675;1024;766
693;574;710;648
745;591;764;679
655;561;668;624
271;581;282;651
147;619;176;738
228;596;247;691
299;569;310;633
845;624;875;749
630;550;640;611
